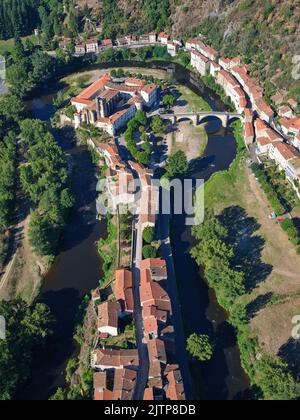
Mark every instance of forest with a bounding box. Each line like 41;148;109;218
0;299;54;400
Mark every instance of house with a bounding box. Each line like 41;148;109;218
219;56;241;71
102;39;113;48
97;301;120;337
271;93;285;106
253;98;274;124
244;121;255;145
292;134;300;151
106;169;136;208
115;269;134;313
198;43;218;61
288;98;298;109
93;368;137;400
210;61;221;77
165;365;186;400
254;118;269;137
91;348;139;370
269;141;300;179
280;117;300;137
256;136;275;155
98;144;125;172
191;50;210;76
167;42;178;57
244;108;254;124
75;44;86;55
86;39;99;54
185;38;204;51
278;105;293;119
149;32;157;43
158;32;169;44
147;338;167;390
286;157;300;182
140;84;158;107
116;38;128;46
125;78;145;87
139;258;167;282
94;371;113;400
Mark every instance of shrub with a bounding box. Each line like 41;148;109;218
143;226;155;244
142;245;157;259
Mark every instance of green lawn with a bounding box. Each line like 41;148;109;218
177;85;212;112
0;35;39;55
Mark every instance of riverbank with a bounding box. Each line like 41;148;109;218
15;59;248;400
192;120;300;399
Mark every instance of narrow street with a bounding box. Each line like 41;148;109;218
131;215;149;400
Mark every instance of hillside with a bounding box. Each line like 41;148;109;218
1;0;299;96
76;0;300;98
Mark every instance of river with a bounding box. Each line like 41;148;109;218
21;60;249;400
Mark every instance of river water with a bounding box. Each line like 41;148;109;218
21;61;249;400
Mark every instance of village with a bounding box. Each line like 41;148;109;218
66;30;300;194
62;30;300;402
87;142;185;401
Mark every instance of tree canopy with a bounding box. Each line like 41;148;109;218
0;299;54;400
186;333;213;362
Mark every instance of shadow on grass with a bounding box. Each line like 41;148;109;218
219;205;273;293
279;338;300;377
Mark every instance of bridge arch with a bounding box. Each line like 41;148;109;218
198;114;225;129
176;115;198;125
228;115;243;126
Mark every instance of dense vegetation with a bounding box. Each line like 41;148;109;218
19;119;74;257
124;111;152;165
0;299;54;400
191;211;300;400
0;0;82;43
0;93;25;269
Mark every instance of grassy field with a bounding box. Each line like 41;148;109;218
0;35;39;55
176;85;212;113
205;152;300;357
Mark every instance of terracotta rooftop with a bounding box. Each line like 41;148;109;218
76;74;111;100
274;142;298;161
165;365;186;401
98;301;120;331
93;348;139;368
115;269;134;312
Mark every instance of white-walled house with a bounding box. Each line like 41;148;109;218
191;50;210;76
97;301;121;337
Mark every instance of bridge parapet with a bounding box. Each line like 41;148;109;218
159;111;242;128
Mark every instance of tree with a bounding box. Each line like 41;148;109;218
0;299;54;400
151;115;166;135
256;355;300;400
142;245;157;259
186;333;213;362
162;94;175;110
143;226;155;244
165;150;188;179
49;388;66;401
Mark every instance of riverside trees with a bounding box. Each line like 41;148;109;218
19;119;74;257
191;214;245;311
0;299;54;400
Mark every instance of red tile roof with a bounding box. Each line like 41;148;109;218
115;269;134;312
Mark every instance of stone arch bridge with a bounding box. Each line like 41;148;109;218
158;111;243;128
